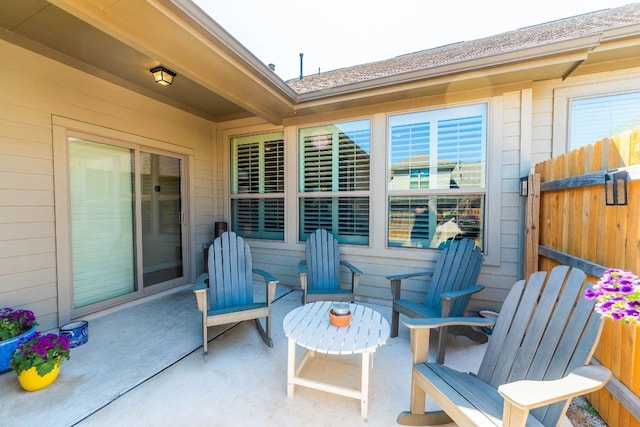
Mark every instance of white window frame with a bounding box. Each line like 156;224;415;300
385;100;501;266
229;131;285;240
553;75;640;156
297;119;371;245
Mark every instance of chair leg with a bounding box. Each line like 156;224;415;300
255;318;273;348
396;411;453;426
436;326;448;364
391;307;400;338
202;315;208;361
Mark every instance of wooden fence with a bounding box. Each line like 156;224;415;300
524;127;640;426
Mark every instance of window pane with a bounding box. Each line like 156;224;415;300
69;139;136;307
232;198;284;240
388;195;484;249
299;120;370;245
299;197;369;245
570;92;640;149
389;104;486;190
300;120;370;192
230;132;285;240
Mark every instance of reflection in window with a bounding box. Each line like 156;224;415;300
388;104;486;249
570;91;640;149
389;196;484;249
299;120;370;244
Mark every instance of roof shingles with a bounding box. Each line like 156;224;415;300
286;3;640;94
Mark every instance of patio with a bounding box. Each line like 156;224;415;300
1;284;571;427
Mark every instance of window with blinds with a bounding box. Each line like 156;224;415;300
570;91;640;149
299;120;370;245
388;104;486;249
230;132;284;240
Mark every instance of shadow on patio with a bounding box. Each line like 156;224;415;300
1;284;492;426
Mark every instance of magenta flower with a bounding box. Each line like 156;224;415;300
0;308;38;341
585;268;640;325
10;332;71;376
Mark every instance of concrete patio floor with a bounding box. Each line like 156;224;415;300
0;284;574;427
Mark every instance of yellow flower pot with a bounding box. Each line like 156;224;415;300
17;362;60;391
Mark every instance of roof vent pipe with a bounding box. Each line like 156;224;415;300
299;53;303;80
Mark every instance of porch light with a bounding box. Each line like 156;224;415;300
150;66;176;86
604;170;628;206
519;176;528;197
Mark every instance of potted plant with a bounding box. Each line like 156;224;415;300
585;268;640;324
10;332;70;391
0;307;38;373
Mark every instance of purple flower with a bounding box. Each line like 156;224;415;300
587;269;640;325
10;331;71;376
584;288;598;300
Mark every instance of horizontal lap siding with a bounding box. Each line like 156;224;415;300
0;39;215;330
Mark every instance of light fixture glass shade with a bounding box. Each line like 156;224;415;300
150;66;176;86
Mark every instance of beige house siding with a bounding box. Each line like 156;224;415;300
3;35;639;329
0;39;216;330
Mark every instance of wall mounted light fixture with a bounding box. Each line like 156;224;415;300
604;170;628;206
150;66;176;86
519;176;529;197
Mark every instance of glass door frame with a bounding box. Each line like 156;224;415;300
53;121;192;322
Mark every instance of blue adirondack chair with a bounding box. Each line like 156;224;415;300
397;265;611;427
387;237;485;363
298;229;363;304
193;231;277;360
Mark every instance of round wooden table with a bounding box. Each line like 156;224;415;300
283;301;390;418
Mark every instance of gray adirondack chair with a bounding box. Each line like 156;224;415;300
298;229;363;304
397;265;612;427
387;237;485;363
193;231;277;359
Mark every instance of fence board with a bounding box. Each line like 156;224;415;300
534;127;640;426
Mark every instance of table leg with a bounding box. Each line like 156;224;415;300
361;350;371;418
287;337;296;397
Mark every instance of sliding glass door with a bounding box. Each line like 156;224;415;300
69;140;136;307
141;152;183;287
68;137;187;313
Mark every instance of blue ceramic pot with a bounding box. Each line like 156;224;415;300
60;321;88;348
0;326;36;373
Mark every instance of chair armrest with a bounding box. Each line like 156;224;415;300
298;259;307;274
440;284;484;301
387;270;434;300
499;365;611;411
253;269;279;305
340;261;363;276
193;273;209;312
403;317;497;364
340;261;362;293
193;273;208;291
404;316;496;330
386;270;433;281
252;268;279;285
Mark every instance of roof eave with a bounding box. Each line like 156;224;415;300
294;34;603;103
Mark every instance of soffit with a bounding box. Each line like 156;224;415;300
0;0;295;124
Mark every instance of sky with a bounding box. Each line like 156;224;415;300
193;0;635;81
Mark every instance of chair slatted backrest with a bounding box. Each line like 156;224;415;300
476;266;602;425
207;231;254;310
305;229;341;292
423;238;483;315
